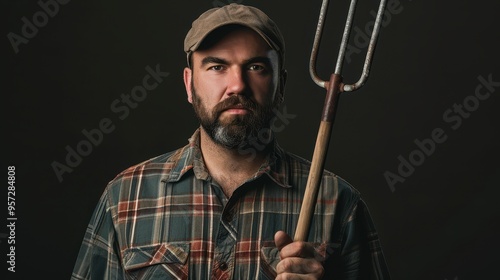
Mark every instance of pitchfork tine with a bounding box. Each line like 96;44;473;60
310;0;387;91
295;0;387;242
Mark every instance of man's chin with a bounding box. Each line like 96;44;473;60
210;125;247;147
218;114;247;125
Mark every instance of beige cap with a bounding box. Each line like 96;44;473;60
184;4;285;68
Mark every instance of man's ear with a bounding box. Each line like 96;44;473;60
183;67;193;104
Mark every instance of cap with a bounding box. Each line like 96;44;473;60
184;4;285;69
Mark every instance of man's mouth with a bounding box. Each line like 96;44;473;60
222;104;250;115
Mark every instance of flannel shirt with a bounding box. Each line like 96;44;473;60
71;129;390;279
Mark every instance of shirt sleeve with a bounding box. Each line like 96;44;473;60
71;188;125;280
325;199;391;280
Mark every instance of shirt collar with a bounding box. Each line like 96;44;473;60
164;129;292;189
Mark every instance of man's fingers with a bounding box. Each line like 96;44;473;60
274;231;325;279
276;257;324;276
275;231;316;259
275;231;317;258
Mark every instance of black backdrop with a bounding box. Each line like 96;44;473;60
3;0;500;279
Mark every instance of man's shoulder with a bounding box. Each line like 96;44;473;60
280;149;360;197
106;145;189;190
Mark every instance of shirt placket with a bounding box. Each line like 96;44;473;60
211;194;239;280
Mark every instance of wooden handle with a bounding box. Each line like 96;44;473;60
294;74;342;241
294;120;332;241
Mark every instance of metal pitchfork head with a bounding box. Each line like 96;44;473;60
310;0;387;92
294;0;388;242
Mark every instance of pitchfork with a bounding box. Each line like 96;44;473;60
294;0;388;241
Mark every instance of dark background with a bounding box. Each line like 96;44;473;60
3;0;499;279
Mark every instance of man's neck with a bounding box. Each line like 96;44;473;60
198;128;270;197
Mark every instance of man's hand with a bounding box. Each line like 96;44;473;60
274;231;325;280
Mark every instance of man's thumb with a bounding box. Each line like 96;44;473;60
274;230;293;250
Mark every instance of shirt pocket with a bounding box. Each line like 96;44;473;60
259;242;280;280
122;242;190;280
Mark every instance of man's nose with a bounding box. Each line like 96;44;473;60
226;68;247;96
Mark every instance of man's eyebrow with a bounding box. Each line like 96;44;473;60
200;56;228;66
243;56;272;66
200;56;272;67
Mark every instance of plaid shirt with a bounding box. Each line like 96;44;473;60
71;129;390;279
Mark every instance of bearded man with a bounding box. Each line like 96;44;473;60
71;4;390;280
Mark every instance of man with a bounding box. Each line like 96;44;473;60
72;3;390;279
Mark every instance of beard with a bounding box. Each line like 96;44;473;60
191;83;278;149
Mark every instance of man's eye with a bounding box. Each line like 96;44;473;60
209;65;224;71
248;65;265;71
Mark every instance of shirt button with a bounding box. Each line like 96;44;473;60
219;262;228;271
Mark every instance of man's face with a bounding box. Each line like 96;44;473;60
184;27;283;149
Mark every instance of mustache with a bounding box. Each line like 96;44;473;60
212;95;257;117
